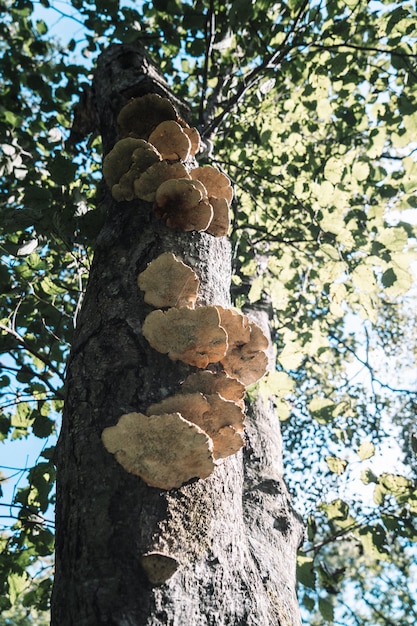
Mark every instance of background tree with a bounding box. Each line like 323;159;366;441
1;0;416;623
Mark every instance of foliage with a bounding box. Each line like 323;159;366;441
0;0;417;623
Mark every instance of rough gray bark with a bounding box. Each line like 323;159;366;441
52;43;303;626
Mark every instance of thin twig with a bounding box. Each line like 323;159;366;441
0;323;65;383
198;0;216;127
201;0;310;138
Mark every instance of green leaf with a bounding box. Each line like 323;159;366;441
39;276;67;295
302;593;315;611
278;341;305;370
352;161;370;182
297;555;316;589
35;19;48;35
309;398;336;423
357;441;375;461
351;264;377;295
32;411;55;438
319;597;334;622
356;524;389;559
324;157;344;184
325;456;348;475
321;499;350;525
360;468;378;485
259;370;294;400
7;572;27;606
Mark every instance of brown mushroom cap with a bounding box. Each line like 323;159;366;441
115;145;161;201
223;348;268;387
134;161;189;202
182;125;201;156
203;393;245;458
103;138;161;201
148;393;210;423
101;411;214;489
148;121;192;161
148;392;244;460
181;370;246;408
205;197;230;237
142;306;227;368
138;252;200;309
190;166;233;205
247;320;270;352
216;307;269;386
154;178;213;232
103;137;145;188
216;306;251;347
117;94;178;140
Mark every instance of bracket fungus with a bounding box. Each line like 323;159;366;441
140;552;180;585
148;120;192;161
205;197;230;237
103;138;161;202
142;305;227;368
190;166;233;237
101;412;214;490
148;392;245;460
138;252;199;309
117;94;177;140
181;123;201;156
134;161;189;202
181;370;246;409
190;166;233;206
216;307;269;386
154;178;213;232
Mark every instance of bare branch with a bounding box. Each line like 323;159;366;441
201;0;310;138
0;323;65;383
198;0;216;127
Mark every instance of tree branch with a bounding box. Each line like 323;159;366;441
329;332;416;395
201;0;310;138
198;0;216;127
0;323;65;383
310;41;417;59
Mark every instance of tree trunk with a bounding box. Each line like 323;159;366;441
52;43;303;626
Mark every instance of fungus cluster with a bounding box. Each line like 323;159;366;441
101;96;269;493
102;94;232;236
102;252;269;490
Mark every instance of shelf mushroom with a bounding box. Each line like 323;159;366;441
190;166;233;237
154;178;213;232
134;161;189;202
142;305;227;368
148;120;192;161
101;411;215;490
138;252;200;309
102;138;161;201
148;392;245;460
140;552;180;585
117;94;178;140
181;370;246;409
216;306;269;386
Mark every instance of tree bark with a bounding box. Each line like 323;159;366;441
52;43;303;626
